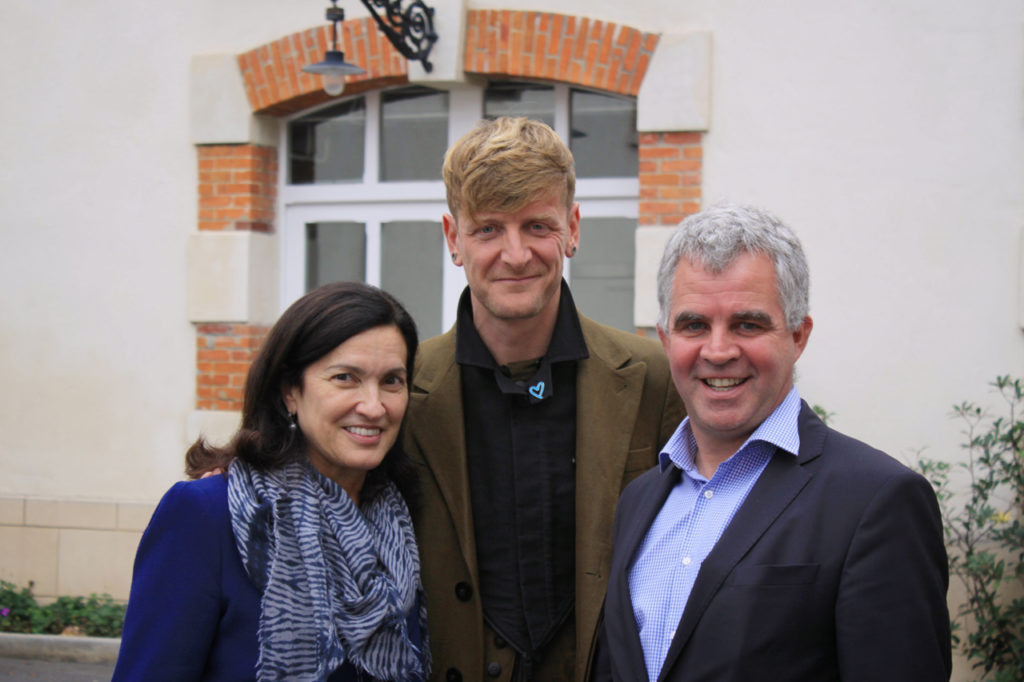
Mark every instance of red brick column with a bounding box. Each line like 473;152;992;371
638;132;703;225
197;145;277;233
195;324;268;411
193;144;276;409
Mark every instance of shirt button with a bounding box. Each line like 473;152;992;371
704;489;714;499
682;556;692;566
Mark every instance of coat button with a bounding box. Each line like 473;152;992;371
445;668;462;682
486;661;502;677
454;581;473;601
493;635;507;649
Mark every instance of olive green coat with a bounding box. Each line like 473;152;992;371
405;314;685;682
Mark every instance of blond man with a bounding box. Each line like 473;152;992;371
405;117;684;682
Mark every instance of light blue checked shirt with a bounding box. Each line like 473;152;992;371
627;387;802;681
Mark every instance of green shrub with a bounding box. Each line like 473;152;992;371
0;580;125;638
0;581;37;633
917;375;1024;681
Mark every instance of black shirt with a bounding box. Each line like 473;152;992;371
456;281;589;666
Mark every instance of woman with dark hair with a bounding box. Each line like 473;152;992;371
113;282;429;682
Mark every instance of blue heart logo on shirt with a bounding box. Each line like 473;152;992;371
529;381;546;399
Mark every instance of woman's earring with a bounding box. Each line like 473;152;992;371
570;245;577;256
288;413;298;431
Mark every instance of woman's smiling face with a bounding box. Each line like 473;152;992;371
283;324;409;501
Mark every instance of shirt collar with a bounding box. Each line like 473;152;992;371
455;279;589;369
659;386;803;473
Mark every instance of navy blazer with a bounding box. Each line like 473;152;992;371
113;475;423;682
593;402;951;682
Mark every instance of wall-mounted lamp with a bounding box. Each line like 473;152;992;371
303;0;438;97
302;1;366;96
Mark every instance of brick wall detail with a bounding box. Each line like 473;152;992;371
195;146;276;407
197;145;277;233
464;10;658;97
237;18;409;116
196;324;269;411
237;12;659;113
639;132;703;225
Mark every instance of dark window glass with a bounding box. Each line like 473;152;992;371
484;81;555;126
304;222;366;290
380;87;448;181
381;220;444;337
570;217;635;331
289;99;366;184
570;89;637;177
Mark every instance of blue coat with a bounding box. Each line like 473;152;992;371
113;474;424;681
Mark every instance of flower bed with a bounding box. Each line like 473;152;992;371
0;581;124;638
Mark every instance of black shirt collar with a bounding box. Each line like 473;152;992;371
455;279;589;370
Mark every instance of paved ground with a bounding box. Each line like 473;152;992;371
0;656;114;681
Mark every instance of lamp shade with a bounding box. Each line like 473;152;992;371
302;51;365;96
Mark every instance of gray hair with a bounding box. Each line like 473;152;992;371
656;203;810;331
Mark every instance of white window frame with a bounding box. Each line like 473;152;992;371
278;84;638;331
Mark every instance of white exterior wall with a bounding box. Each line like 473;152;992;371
698;0;1024;465
0;0;1021;624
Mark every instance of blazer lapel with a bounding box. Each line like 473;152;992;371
408;331;479;578
656;402;826;681
574;318;648;669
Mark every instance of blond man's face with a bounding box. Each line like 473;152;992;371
444;190;580;325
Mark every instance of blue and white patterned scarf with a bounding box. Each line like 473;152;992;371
227;458;429;681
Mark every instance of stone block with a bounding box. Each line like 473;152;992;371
0;498;24;525
57;529;141;601
24;500;116;530
0;526;59;595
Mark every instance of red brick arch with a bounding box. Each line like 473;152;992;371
237;17;410;116
236;11;660;115
464;11;658;97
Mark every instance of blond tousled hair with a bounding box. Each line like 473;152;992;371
442;116;576;220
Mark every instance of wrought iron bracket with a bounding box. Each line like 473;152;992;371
359;0;438;72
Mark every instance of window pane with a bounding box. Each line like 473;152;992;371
570;217;635;331
380;87;448;181
289;99;366;184
570;90;637;178
305;222;366;291
484;81;555;126
381;221;444;338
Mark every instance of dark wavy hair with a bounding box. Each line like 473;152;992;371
185;282;419;506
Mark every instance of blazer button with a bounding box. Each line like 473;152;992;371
493;634;507;649
454;581;473;601
445;668;463;682
486;661;502;677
